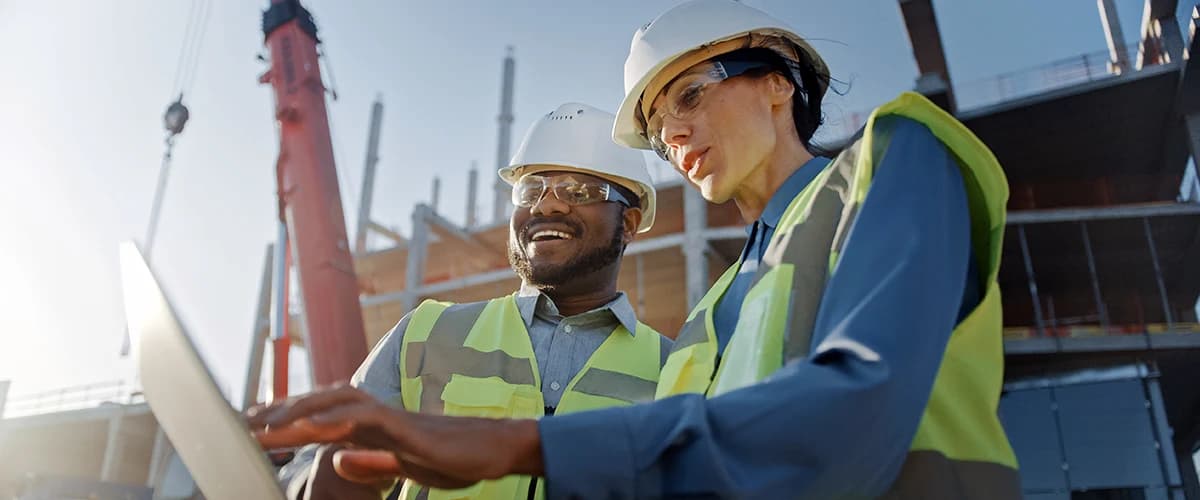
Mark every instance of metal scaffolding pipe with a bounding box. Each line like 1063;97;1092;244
355;97;385;254
1079;222;1111;334
1142;217;1175;329
493;47;516;223
269;220;292;401
1017;225;1047;337
270;222;289;343
1098;0;1132;73
432;176;441;213
466;162;479;229
1006;202;1200;224
242;243;275;410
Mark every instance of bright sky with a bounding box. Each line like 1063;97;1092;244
0;1;1175;402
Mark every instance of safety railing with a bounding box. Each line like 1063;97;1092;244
821;43;1145;142
1003;214;1200;343
2;380;144;419
955;42;1141;111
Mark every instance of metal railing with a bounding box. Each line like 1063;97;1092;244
955;42;1142;111
1004;214;1200;342
820;42;1147;142
2;380;144;419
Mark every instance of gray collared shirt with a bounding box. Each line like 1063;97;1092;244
279;288;672;498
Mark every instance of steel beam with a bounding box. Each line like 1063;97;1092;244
898;0;956;112
354;97;384;254
241;243;274;410
1006;202;1200;224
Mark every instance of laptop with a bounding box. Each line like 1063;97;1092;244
119;242;285;499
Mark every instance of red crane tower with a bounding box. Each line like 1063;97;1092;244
258;0;367;396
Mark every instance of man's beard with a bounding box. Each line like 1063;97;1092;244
508;224;625;289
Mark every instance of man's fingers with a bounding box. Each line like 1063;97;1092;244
333;449;405;485
253;418;355;449
244;384;367;429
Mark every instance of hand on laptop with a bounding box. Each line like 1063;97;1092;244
244;384;545;490
304;445;398;499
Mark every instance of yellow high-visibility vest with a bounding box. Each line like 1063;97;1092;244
657;92;1020;498
397;294;662;500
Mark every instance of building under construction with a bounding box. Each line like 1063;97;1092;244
3;1;1200;499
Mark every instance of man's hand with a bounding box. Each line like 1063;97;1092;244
304;445;397;500
244;384;545;490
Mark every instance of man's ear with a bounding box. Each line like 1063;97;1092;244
621;206;644;244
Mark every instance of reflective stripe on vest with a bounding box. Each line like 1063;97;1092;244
656;92;1019;498
398;294;662;500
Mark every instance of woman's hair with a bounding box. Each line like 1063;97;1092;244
734;34;839;157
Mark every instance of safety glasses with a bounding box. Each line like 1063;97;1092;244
511;174;633;208
643;56;778;161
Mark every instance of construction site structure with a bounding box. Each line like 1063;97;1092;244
3;1;1200;499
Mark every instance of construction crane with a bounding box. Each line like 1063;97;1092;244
257;0;367;397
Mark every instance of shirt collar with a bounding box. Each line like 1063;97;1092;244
759;156;831;230
514;285;640;336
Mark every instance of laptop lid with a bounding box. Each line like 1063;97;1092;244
119;242;284;500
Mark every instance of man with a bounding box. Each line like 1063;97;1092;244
271;102;671;499
248;1;1020;498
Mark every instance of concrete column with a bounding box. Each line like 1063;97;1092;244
402;204;431;313
355;97;385;254
242;243;274;410
466;162;479;229
100;409;125;482
146;428;167;489
0;380;9;417
493;48;516;224
683;188;708;309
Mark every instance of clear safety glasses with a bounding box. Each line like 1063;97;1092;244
511;174;633;208
643;58;776;161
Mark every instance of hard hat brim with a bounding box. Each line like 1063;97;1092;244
613;30;828;150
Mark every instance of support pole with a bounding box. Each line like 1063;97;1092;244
493;47;516;223
1142;217;1175;329
1080;222;1111;334
682;188;708;309
100;409;125;482
466;162;479;229
432;176;441;213
402;204;431;313
355;97;385;254
242;243;275;409
1017;225;1047;337
269;221;290;402
1098;0;1132;73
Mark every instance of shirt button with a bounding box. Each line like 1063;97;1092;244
550;382;561;391
563;325;573;333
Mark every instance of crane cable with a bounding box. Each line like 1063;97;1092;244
143;0;211;259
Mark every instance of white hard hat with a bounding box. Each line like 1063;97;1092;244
612;0;830;149
500;102;657;233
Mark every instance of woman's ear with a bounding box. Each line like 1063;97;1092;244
765;72;795;106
